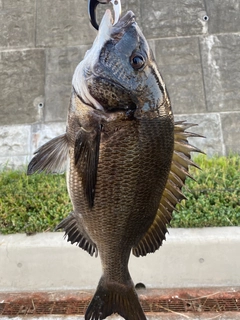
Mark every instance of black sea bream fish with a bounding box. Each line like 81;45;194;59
28;9;202;320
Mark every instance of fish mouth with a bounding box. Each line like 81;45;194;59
112;10;136;31
99;9;136;38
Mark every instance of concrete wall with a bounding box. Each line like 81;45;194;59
0;0;240;169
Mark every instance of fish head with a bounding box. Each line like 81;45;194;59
73;10;172;119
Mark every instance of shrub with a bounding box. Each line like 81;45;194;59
0;170;71;234
0;155;239;234
172;154;240;228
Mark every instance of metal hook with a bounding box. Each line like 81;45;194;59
88;0;102;30
88;0;122;30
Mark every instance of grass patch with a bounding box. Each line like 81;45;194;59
0;155;239;234
172;154;240;228
0;171;71;234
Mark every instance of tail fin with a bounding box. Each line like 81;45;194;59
85;276;146;320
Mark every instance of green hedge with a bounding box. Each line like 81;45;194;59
0;171;71;234
172;154;240;228
0;155;239;234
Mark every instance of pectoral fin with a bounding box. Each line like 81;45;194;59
132;121;204;257
27;134;69;175
74;125;101;208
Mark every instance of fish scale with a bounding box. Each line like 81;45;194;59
75;117;174;286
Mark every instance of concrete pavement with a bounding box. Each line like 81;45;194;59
0;227;240;292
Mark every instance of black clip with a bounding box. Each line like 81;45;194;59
88;0;108;30
88;0;121;30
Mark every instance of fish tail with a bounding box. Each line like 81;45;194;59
85;276;146;320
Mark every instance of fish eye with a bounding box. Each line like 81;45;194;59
130;54;145;70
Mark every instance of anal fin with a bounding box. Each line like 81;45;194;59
56;212;98;257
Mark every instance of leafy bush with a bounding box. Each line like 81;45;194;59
0;171;71;234
0;155;239;234
172;154;240;228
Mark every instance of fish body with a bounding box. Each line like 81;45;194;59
28;9;202;320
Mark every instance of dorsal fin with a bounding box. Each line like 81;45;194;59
132;121;204;257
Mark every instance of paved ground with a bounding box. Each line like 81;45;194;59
1;227;240;292
1;288;239;319
0;313;240;319
1;228;240;319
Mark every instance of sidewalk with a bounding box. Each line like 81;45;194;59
1;228;240;319
1;227;240;291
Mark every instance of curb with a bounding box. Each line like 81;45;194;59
0;227;240;292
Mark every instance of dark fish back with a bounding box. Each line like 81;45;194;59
78;115;174;250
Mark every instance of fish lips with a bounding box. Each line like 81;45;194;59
99;9;136;34
111;10;136;33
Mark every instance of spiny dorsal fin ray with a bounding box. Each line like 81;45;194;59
174;121;198;130
174;131;204;141
27;134;69;175
173;151;201;170
165;179;187;201
55;211;98;257
132;121;204;257
171;160;196;181
174;140;202;156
